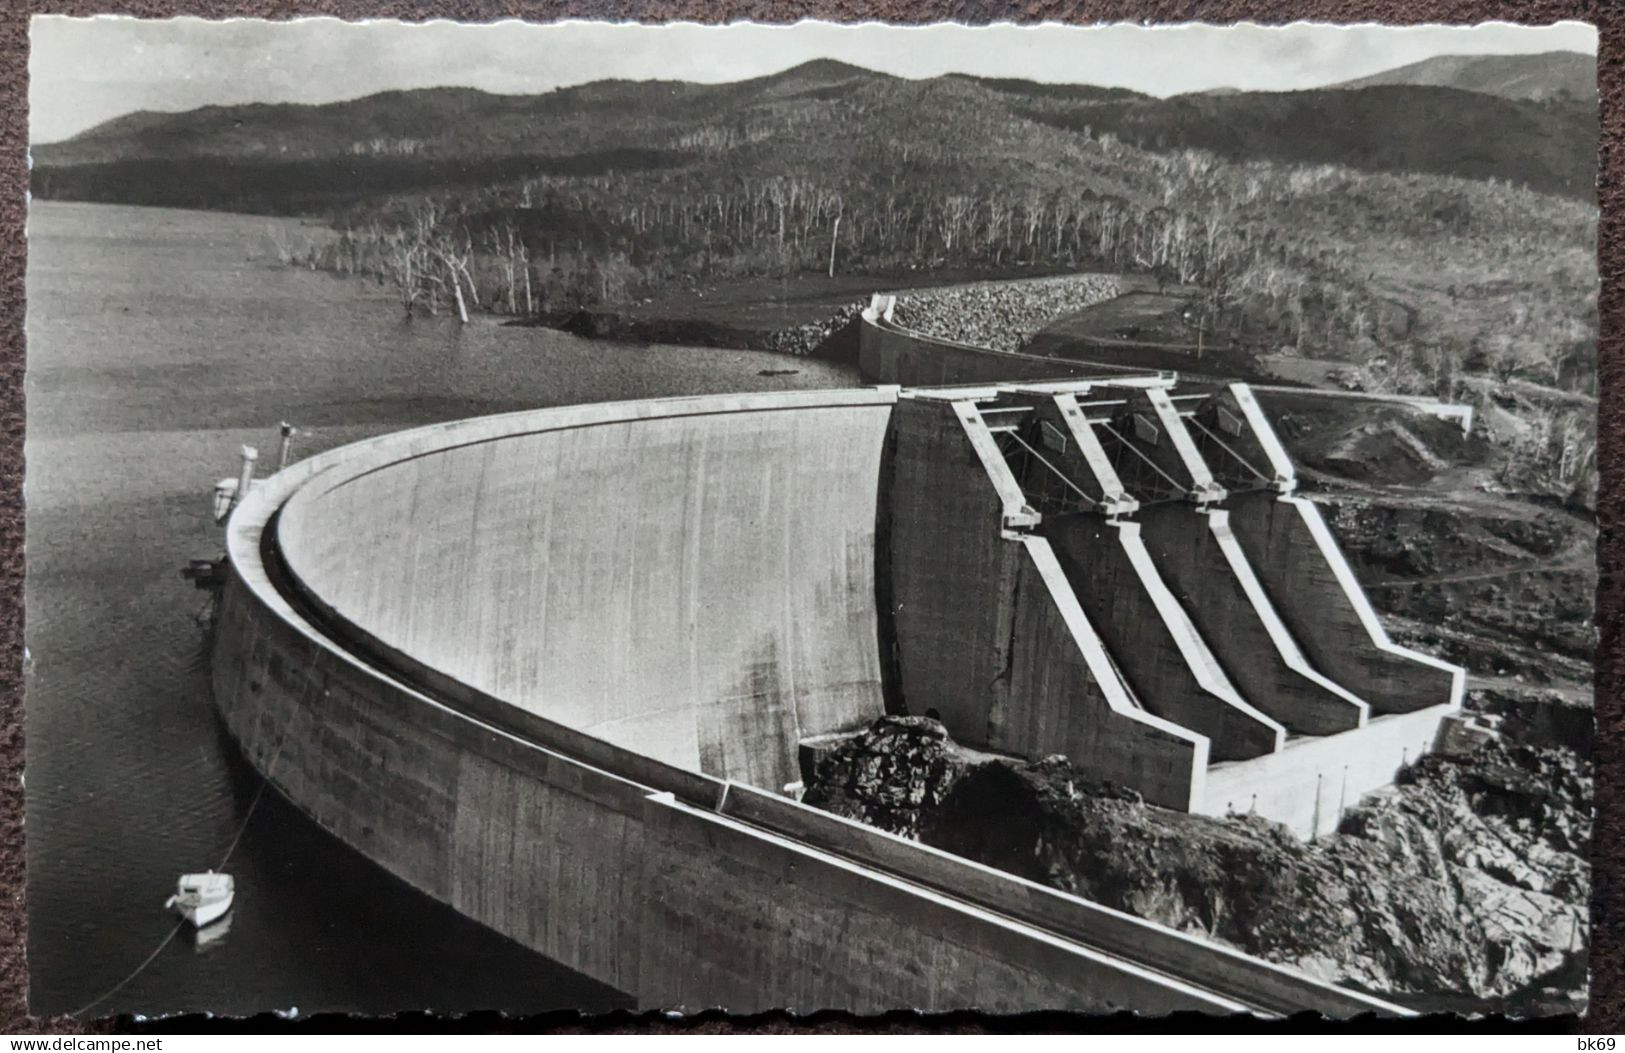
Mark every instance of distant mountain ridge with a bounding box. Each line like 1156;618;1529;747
1017;82;1595;199
31;55;1598;207
1331;50;1594;101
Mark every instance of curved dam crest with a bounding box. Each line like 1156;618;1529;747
211;300;1465;1015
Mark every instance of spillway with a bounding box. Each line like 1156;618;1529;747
208;299;1465;1015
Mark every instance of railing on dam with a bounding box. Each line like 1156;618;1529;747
211;388;1410;1018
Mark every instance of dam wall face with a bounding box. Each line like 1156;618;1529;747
275;392;895;792
212;391;1404;1015
212;570;654;992
207;292;1468;1011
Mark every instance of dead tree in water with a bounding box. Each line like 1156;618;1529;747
487;221;529;316
367;202;470;321
442;255;469;323
375;221;429;317
490;227;516;315
430;242;471;324
376;203;446;318
522;248;534;315
265;222;306;266
423;222;477;325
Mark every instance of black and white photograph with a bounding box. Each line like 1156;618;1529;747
22;15;1599;1022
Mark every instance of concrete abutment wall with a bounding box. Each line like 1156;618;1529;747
882;396;1026;742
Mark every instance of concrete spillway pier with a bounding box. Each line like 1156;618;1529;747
880;380;1461;833
208;299;1463;1015
862;294;1463;834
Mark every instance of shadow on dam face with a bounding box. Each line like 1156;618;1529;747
210;370;1432;1016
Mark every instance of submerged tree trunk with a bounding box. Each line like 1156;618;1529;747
447;261;468;324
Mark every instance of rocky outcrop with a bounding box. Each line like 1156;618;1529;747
1468;688;1594;754
799;716;966;838
889;274;1121;353
803;716;1590;1016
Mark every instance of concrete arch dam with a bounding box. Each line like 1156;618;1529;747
212;335;1457;1015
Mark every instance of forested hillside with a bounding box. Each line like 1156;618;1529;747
34;57;1595;200
31;54;1599;501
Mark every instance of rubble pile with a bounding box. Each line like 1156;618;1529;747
762;302;866;357
799;716;965;838
889;274;1121;352
803;716;1591;1015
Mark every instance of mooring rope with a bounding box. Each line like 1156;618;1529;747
68;719;294;1019
64;922;187;1021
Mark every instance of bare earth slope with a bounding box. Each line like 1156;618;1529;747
1330;50;1595;102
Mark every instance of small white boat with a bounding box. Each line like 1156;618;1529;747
164;871;234;928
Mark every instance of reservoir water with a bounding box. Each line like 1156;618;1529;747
24;200;863;1018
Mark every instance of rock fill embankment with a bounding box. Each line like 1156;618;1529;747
763;302;867;357
802;714;1590;1016
889;274;1122;353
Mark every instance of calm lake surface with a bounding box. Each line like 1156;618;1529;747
25;200;863;1018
